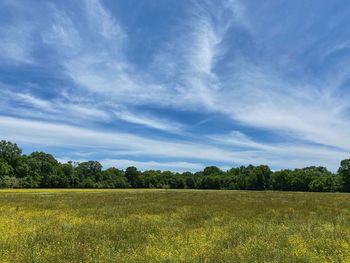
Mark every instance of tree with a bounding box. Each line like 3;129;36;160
102;167;129;188
250;165;272;190
182;172;197;189
271;170;293;191
76;161;103;187
309;175;333;192
61;161;77;187
0;176;20;188
338;159;350;192
29;152;64;187
14;156;41;187
0;160;16;188
125;166;140;187
0;160;13;177
0;140;22;167
201;175;222;189
203;166;222;176
0;139;348;192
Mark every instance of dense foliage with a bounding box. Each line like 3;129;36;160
0;140;348;191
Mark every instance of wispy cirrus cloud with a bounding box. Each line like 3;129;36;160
0;115;347;170
210;131;348;170
113;109;184;134
1;0;350;171
0;87;110;121
99;159;203;172
151;0;350;156
0;21;34;65
57;158;204;172
0;115;249;164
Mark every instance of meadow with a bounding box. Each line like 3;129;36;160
0;189;350;262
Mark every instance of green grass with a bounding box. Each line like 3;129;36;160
0;189;350;262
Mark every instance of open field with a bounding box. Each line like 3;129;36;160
0;190;350;262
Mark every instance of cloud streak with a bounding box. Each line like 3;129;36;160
0;116;347;170
0;0;349;171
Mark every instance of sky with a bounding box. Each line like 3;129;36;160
1;0;350;172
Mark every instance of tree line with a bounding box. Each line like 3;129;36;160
1;140;350;192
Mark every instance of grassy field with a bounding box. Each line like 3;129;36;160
0;190;350;262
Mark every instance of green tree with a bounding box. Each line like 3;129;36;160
250;165;272;190
0;160;13;177
0;176;20;188
61;161;78;187
271;170;293;191
102;167;129;188
201;175;223;189
338;159;350;192
0;160;16;188
203;166;222;176
76;161;103;187
15;156;42;187
125;166;140;187
0;140;22;167
29;152;64;187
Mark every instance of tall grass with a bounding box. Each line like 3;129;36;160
0;189;349;262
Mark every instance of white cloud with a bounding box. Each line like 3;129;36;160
57;157;204;172
0;88;111;123
84;0;125;40
150;0;350;158
0;116;347;171
210;131;348;166
1;0;350;172
42;7;81;50
212;62;350;152
0;24;34;65
0;115;242;163
42;0;171;107
100;159;203;172
16;93;55;111
113;109;184;133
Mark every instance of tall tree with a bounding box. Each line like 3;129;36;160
338;159;350;192
0;160;13;177
203;166;222;176
29;152;64;187
0;140;22;167
76;161;103;187
125;166;140;187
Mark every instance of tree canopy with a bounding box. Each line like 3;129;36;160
0;140;348;192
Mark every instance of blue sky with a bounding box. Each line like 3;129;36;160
1;0;350;171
